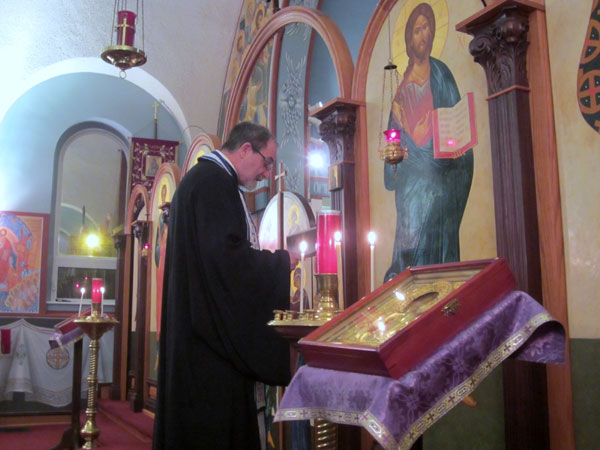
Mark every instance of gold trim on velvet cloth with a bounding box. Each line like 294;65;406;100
276;312;554;450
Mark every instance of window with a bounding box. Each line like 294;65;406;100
50;127;128;308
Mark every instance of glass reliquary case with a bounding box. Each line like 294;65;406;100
298;259;516;378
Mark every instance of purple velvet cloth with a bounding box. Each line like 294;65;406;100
275;291;565;450
48;327;84;349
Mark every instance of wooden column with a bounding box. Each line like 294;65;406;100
130;220;149;413
312;98;362;310
528;8;575;449
457;2;548;449
312;98;362;450
111;232;132;401
50;339;84;450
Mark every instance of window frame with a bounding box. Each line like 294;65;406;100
48;126;129;310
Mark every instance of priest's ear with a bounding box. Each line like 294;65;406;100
239;141;254;157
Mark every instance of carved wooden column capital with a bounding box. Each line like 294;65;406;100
468;6;530;94
317;104;357;164
113;233;127;251
131;220;149;243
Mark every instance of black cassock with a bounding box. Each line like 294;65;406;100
153;157;291;449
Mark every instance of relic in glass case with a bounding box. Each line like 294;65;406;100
298;258;516;378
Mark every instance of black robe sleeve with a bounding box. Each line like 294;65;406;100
154;160;291;449
165;159;291;385
188;162;291;384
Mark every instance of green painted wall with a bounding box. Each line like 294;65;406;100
571;339;600;449
420;338;600;449
425;366;504;449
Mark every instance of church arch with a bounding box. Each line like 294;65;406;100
182;132;221;175
126;184;150;230
223;5;355;135
0;58;190;146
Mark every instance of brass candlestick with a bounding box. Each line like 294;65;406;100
268;274;341;450
314;418;338;449
315;274;340;320
75;303;119;449
313;273;341;449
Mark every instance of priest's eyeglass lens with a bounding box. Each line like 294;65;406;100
251;144;274;171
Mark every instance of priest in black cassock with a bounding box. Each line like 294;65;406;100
153;122;298;450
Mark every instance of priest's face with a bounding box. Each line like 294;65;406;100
238;138;277;190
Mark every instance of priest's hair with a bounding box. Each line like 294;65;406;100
222;121;274;153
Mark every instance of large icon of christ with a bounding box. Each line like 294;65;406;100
384;2;473;282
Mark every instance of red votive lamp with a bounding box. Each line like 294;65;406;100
316;210;341;274
384;128;401;142
91;278;103;304
116;10;137;47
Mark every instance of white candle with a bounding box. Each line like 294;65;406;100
368;231;377;292
299;241;307;313
334;231;343;310
100;287;105;317
78;287;85;316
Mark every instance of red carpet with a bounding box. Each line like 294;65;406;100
0;401;153;450
98;398;155;442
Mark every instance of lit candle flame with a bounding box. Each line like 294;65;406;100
334;231;342;243
367;231;376;246
299;240;308;254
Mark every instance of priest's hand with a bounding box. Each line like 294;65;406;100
288;251;301;271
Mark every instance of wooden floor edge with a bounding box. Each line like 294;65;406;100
0;414;70;428
97;406;152;443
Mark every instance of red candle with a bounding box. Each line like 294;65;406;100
116;10;137;47
92;278;103;304
316;210;341;274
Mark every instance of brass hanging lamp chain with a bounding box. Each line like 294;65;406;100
139;0;145;51
385;15;398;111
379;15;398;153
110;0;118;47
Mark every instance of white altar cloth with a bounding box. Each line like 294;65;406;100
0;319;113;407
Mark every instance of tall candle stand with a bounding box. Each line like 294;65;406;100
75;302;118;449
269;210;343;450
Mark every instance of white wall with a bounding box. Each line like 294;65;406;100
0;0;242;138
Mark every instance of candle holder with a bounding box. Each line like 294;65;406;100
315;273;341;321
101;8;147;72
75;303;119;449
